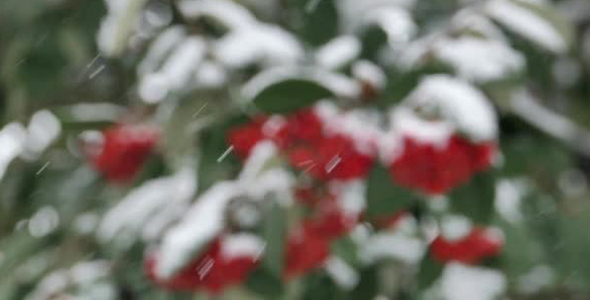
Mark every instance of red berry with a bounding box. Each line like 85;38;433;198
304;197;358;240
226;116;268;159
146;236;259;293
285;226;330;279
430;227;503;264
389;135;496;195
287;135;374;181
91;124;159;182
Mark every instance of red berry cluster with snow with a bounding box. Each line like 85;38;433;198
88;124;160;182
138;75;502;293
430;227;504;264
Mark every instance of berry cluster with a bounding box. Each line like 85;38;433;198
89;124;160;182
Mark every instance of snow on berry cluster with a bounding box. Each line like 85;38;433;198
141;75;500;293
90;75;503;294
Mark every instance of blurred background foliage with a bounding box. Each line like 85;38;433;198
1;0;590;299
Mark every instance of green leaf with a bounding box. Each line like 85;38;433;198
365;163;414;219
298;0;338;46
417;252;444;289
246;267;284;298
252;79;334;114
260;200;287;277
301;271;343;300
331;236;361;268
377;64;453;108
346;267;378;300
448;171;496;225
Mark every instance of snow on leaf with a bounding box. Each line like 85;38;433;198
439;215;473;241
451;10;508;41
22;110;62;159
0;123;27;182
213;24;303;69
26;261;115;300
486;0;569;53
138;37;207;103
440;263;507;300
315;35;361;70
359;7;417;48
220;233;266;260
178;0;257;30
155;142;293;278
352;60;386;90
329;180;367;216
402;75;498;142
495;178;529;223
315;101;383;156
433;36;525;83
242;66;359;102
325;256;360;290
97;169;197;248
359;232;425;264
97;0;150;57
137;26;187;76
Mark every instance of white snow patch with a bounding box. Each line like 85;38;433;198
439;215;473;241
403;75;498;142
139;37;206;103
314;101;384;155
451;10;508;41
242;66;360;101
352;60;386;90
495;178;529;223
155;181;240;278
325;256;360;290
486;0;568;53
0;123;27;181
194;60;227;89
22;110;62;158
359;232;425;264
433;37;525;83
220;233;265;260
137;26;186;76
156;143;293;278
329;180;367;216
380;107;455;163
315;36;361;70
97;0;150;57
214;24;303;69
360;7;417;48
178;0;256;30
97;169;197;247
440;263;507;300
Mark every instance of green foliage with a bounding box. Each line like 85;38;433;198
252;79;334;114
365;163;414;218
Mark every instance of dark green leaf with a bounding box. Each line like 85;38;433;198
417;252;444;289
449;171;497;225
252;79;334;114
366;163;414;218
302;271;343;300
299;0;338;46
346;267;378;300
331;236;361;268
246;267;284;298
377;64;453;108
260;200;287;277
